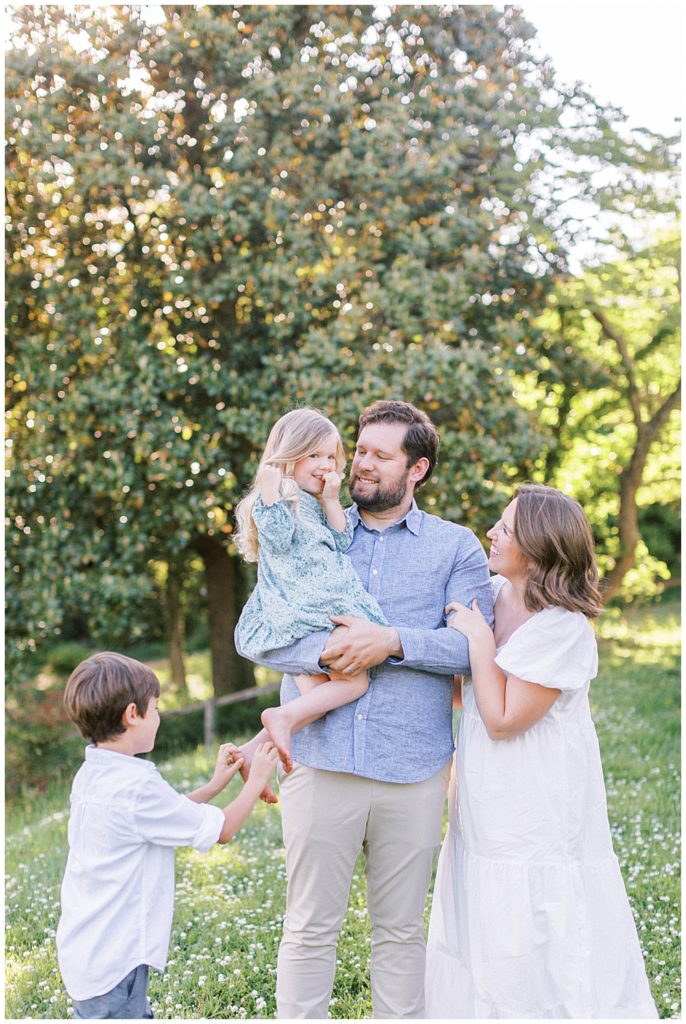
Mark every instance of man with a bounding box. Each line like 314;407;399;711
236;400;493;1019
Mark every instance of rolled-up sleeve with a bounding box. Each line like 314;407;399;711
133;775;224;852
235;625;329;677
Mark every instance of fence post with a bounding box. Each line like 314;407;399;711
204;698;215;751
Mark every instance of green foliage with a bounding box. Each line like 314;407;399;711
7;3;677;681
4;603;681;1018
531;232;681;597
639;502;680;579
46;641;96;676
6;683;83;799
154;689;281;761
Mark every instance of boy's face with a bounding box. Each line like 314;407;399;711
135;696;161;754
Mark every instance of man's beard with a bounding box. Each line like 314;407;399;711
349;468;411;513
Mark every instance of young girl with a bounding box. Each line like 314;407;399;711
425;484;657;1018
234;408;387;770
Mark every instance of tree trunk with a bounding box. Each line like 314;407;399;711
195;535;254;696
165;564;186;691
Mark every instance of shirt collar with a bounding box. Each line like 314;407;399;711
348;499;422;536
85;744;156;771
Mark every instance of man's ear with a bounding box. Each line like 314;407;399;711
121;701;139;728
409;457;430;485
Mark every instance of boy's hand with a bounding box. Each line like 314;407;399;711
210;743;245;790
233;733;279;803
249;742;279;787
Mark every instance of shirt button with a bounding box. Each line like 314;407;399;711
372;569;378;575
378;536;384;542
357;714;363;720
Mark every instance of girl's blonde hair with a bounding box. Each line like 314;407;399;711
234;408;346;562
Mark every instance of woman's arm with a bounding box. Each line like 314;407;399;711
446;600;560;740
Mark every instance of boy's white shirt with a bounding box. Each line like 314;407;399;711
56;745;224;1001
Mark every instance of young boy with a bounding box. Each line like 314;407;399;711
56;651;278;1019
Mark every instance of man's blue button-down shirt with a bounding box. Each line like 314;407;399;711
235;499;493;783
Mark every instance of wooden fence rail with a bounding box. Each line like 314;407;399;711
160;681;281;748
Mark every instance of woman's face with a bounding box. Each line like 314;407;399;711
486;499;529;580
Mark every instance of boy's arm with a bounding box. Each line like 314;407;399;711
217;743;279;843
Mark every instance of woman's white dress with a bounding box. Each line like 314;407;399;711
425;578;658;1018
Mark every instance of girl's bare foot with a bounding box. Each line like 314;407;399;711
260;707;293;773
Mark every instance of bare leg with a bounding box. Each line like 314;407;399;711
293;672;329;695
261;670;369;772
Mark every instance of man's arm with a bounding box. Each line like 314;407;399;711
234;624;330;677
391;532;493;675
321;530;493;677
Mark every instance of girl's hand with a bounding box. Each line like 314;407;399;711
445;599;493;643
256;463;282;504
320;470;342;501
210;742;245;790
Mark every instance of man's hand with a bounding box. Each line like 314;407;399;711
320;616;402;675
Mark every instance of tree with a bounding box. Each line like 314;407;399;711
6;4;677;688
537;233;681;599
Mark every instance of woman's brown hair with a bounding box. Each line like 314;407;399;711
513;484;603;619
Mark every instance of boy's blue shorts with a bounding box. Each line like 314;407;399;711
72;964;153;1019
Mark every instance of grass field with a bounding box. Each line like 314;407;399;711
4;600;680;1019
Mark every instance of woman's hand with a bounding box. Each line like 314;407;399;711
445;599;494;645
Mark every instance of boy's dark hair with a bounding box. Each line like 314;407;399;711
358;399;440;488
63;651;160;744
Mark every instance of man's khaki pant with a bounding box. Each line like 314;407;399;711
276;761;450;1019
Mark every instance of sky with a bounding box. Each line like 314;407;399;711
516;2;682;136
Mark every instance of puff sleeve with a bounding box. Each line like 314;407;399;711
495;607;598;691
252;495;297;555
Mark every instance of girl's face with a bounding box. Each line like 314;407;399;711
486;499;529;580
292;432;340;495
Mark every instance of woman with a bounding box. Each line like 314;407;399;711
425;484;657;1018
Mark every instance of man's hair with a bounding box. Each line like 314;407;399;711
63;651;160;744
358;400;440;488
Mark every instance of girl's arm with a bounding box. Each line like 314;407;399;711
446;600;560;740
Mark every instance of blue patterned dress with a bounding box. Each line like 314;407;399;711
237;491;387;661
